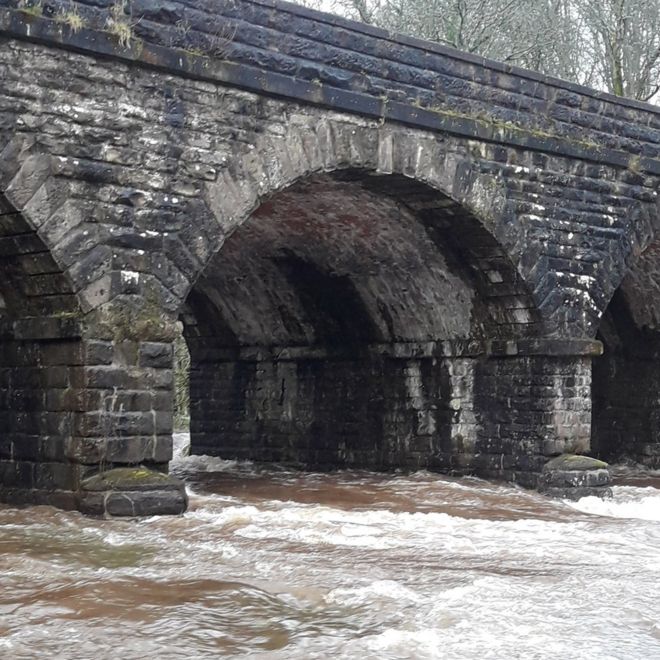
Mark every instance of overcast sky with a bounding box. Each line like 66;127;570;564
299;1;344;15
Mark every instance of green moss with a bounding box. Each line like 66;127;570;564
399;103;604;154
544;454;609;472
182;47;206;57
88;286;177;343
563;454;608;469
18;1;42;17
82;466;171;492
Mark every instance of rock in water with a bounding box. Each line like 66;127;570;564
538;454;612;500
78;467;188;517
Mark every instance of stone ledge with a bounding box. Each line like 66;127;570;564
0;486;79;510
185;338;605;363
488;338;603;357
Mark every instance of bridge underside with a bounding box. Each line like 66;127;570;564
0;192;85;507
181;172;592;482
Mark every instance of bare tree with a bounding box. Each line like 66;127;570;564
322;0;564;62
576;0;660;101
292;0;660;103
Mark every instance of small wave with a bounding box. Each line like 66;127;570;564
568;485;660;521
326;580;424;606
172;453;254;474
363;628;444;658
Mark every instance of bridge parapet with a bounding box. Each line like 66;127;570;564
1;0;660;172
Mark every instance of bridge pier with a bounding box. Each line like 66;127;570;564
0;305;187;516
0;320;603;512
0;316;85;510
471;342;601;488
592;287;660;468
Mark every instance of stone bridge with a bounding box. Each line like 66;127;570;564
0;0;659;515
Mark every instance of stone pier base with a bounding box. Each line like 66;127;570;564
78;467;188;517
538;454;612;500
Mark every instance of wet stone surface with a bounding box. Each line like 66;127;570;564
538;454;613;500
79;467;188;517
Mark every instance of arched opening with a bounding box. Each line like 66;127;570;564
0;192;85;503
181;171;542;473
592;241;660;467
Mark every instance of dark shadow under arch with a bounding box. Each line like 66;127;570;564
181;170;544;472
0;192;85;501
592;237;660;467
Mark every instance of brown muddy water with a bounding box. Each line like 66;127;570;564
1;434;660;659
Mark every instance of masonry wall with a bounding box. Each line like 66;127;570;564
0;0;658;510
590;284;660;467
0;329;176;506
187;344;593;484
189;351;457;470
592;345;660;467
0;328;81;503
473;354;592;485
1;13;659;340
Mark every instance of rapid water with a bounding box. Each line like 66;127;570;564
1;434;659;659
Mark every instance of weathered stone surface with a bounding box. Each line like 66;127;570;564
538;454;612;499
538;485;613;501
0;0;657;515
543;454;609;472
78;467;187;517
81;466;182;491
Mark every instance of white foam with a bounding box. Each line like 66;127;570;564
326;580;424;606
568;486;660;522
173;453;252;473
103;532;130;546
364;628;444;658
4;464;660;659
172;432;190;459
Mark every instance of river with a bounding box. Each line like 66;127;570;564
1;434;659;659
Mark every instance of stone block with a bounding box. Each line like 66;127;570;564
538;454;612;499
139;342;174;368
0;460;33;489
34;462;78;491
78;466;188;517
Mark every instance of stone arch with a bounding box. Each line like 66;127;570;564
0;143;187;514
0;137;95;310
187;119;544;329
589;191;660;335
176;122;569;477
591;195;660;466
